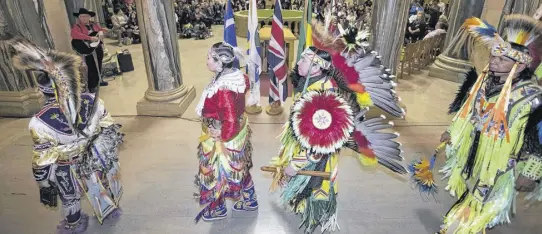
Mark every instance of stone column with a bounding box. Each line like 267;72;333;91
428;0;485;83
43;0;73;53
0;0;72;117
370;0;410;75
135;0;196;117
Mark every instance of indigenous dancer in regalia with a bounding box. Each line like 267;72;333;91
419;15;542;234
262;22;407;233
194;42;257;222
5;35;124;233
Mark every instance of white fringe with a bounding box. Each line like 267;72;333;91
321;208;340;233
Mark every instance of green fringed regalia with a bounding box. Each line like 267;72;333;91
441;79;542;233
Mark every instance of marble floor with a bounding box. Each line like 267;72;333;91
1;26;541;234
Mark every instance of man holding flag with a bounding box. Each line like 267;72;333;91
245;0;263;114
266;0;288;115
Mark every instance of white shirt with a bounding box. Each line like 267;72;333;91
424;29;446;40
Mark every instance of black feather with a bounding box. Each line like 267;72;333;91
448;68;478;114
521;102;542;156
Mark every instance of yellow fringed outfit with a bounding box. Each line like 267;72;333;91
438;14;542;234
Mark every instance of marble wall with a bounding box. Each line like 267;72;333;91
1;0;54;49
44;0;73;53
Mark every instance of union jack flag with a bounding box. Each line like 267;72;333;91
268;0;288;103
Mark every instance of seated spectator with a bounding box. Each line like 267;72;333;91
423;21;447;40
409;0;424;16
407;11;427;43
111;8;128;46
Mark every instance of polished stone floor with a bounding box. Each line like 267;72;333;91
1;26;541;234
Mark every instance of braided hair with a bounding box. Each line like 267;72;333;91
210;42;235;69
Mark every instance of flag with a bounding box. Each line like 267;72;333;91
296;0;313;62
247;0;262;106
268;0;288;103
224;0;239;68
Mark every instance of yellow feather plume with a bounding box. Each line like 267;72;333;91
359;154;378;166
356;92;373;107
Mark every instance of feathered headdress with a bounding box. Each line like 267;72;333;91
450;15;542;64
6;34;83;134
451;15;542;142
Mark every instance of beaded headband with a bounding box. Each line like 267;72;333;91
210;42;236;64
491;41;532;64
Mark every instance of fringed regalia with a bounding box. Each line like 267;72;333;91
194;69;257;222
4;34;124;232
429;15;542;234
268;21;407;233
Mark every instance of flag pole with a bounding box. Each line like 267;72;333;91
265;0;286;116
245;0;263;115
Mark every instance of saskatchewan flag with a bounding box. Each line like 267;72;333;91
296;0;313;62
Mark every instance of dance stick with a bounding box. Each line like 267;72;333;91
260;166;331;180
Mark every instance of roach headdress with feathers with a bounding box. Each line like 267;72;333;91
450;15;542;65
5;35;83;133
